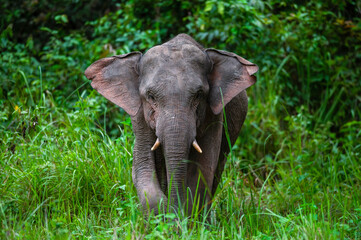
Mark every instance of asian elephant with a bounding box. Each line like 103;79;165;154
84;34;258;215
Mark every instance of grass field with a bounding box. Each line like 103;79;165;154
1;67;360;239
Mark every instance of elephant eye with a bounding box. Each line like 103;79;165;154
194;90;204;100
147;92;155;102
192;90;204;108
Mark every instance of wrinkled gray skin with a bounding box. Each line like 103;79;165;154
85;34;258;215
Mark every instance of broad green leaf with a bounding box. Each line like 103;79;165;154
205;1;214;12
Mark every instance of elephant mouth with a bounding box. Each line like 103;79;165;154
150;138;202;153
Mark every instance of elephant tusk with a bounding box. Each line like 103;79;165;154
151;138;161;151
192;140;202;153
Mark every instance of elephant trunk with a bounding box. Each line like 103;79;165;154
157;109;196;212
163;138;189;210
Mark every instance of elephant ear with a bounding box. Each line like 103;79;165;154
84;52;142;116
206;49;258;115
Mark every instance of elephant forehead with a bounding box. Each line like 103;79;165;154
139;44;209;93
140;44;208;72
140;64;204;94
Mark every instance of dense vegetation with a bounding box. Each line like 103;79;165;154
1;0;360;238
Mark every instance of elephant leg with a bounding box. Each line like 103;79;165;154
132;141;167;215
186;113;223;214
212;91;248;195
131;113;167;215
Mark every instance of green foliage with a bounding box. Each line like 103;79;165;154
1;0;360;238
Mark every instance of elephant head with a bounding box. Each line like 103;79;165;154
85;34;258;214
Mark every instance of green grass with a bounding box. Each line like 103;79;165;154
1;68;360;239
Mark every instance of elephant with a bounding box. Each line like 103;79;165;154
84;34;258;216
